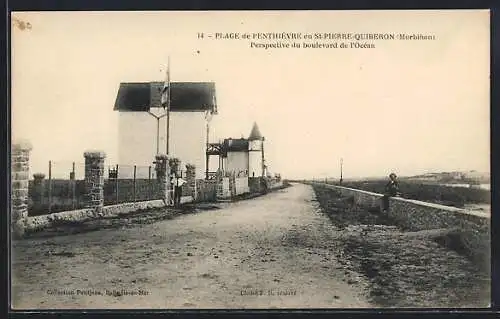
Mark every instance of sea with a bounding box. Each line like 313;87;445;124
442;183;490;191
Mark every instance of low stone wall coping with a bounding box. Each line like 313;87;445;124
102;200;164;211
25;199;166;232
332;184;383;197
312;182;489;219
312;182;382;197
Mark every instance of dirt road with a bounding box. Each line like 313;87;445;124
12;184;373;309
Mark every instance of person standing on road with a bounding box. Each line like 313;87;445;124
382;172;400;212
171;174;186;208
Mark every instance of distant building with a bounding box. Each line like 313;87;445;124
114;81;217;179
221;138;249;175
207;122;267;178
462;170;489;183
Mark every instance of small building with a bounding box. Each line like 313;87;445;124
114;81;217;179
207;122;267;178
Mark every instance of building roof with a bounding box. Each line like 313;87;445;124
223;138;248;153
114;81;217;113
248;122;263;140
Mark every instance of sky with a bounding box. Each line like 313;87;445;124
11;10;490;180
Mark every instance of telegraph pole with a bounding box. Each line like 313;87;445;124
205;118;209;180
340;158;344;185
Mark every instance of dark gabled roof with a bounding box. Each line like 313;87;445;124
248;122;263;140
114;81;217;113
222;138;248;153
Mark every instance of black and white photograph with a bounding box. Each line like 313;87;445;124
10;10;490;309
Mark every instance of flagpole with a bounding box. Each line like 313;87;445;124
166;56;171;156
162;56;172;207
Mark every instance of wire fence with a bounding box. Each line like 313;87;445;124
27;161;165;216
26;158;226;216
103;164;163;205
28;161;87;216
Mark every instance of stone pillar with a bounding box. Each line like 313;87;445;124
32;173;45;209
216;177;224;200
185;164;197;201
229;172;236;198
83;151;106;211
11;140;32;239
169;157;181;177
155;154;172;206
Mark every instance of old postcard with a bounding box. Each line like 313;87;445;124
10;10;490;309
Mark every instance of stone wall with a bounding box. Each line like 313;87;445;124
11;140;32;238
28;178;163;215
267;178;284;190
234;177;250;195
215;176;285;201
341;180;490;208
25;187;216;233
319;184;384;210
185;164;197;199
388;197;490;268
195;179;217;202
27;173;215;216
248;177;266;194
14;143;226;237
310;182;490;267
217;177;231;200
25;199;166;233
216;176;252;200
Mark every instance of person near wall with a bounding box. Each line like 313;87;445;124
382;172;400;212
171;174;186;208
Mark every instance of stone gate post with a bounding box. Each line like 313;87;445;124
155;154;172;206
229;172;236;198
84;151;106;211
185;164;197;201
11;140;33;239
